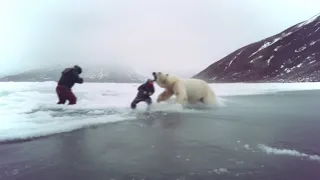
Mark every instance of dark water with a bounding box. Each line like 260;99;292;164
1;90;320;180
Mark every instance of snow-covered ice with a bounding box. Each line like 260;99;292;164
1;82;320;142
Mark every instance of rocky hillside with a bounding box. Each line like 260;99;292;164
0;64;146;83
193;13;320;83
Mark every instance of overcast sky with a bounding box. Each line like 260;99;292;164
0;0;319;77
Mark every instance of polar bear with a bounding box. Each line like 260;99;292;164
152;72;216;107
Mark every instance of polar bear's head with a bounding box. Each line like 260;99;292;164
152;72;178;88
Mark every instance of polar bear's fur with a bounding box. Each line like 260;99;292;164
152;72;216;106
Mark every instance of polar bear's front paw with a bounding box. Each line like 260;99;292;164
157;90;173;103
156;95;166;103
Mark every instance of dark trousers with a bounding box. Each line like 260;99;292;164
131;96;152;109
56;85;77;105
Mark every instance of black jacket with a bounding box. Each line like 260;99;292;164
137;81;155;97
58;68;83;89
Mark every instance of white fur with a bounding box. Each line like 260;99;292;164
153;72;216;107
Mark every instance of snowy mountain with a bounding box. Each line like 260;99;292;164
0;64;146;83
193;13;320;83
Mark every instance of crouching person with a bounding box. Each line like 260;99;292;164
131;79;155;109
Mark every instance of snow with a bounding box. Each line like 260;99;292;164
305;14;320;25
228;49;244;67
297;13;320;28
310;39;320;46
284;63;303;73
309;60;316;64
249;32;292;58
266;55;274;65
209;76;217;80
2;82;320;142
282;32;293;37
249;55;262;63
284;68;292;73
295;45;307;52
249;38;281;58
297;63;303;68
274;46;282;51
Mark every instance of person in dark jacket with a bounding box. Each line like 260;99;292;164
56;65;83;105
130;79;155;109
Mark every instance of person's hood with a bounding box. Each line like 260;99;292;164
73;65;82;74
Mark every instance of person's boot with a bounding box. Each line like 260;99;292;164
131;103;136;109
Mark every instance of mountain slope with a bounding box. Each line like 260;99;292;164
193;13;320;83
0;64;146;83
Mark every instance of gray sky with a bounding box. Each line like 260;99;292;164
0;0;319;77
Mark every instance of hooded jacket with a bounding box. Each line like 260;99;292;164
58;67;83;89
137;79;155;97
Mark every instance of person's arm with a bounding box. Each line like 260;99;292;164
77;77;84;84
72;71;83;84
148;87;155;96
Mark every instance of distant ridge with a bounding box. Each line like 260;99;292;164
0;64;146;83
193;13;320;83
